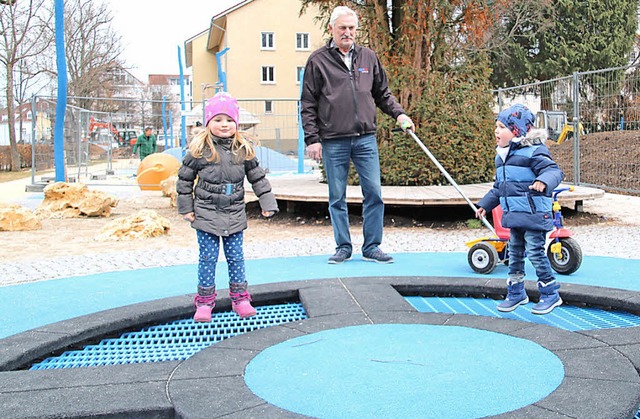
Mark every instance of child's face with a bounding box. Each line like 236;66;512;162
494;121;514;147
208;114;237;138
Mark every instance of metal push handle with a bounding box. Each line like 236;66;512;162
406;129;497;236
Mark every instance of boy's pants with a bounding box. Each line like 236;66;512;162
196;230;246;288
508;228;555;283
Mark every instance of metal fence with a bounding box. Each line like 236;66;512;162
494;64;640;194
17;95;307;188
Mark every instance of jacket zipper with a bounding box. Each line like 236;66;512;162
348;53;362;135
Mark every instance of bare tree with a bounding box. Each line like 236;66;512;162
57;0;126;110
0;0;52;171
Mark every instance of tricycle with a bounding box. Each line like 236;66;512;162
400;129;582;277
466;187;583;275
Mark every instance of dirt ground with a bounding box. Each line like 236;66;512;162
3;187;636;265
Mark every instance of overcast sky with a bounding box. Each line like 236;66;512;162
104;0;240;81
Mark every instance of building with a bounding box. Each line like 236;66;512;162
184;0;324;153
0;100;53;146
185;0;323;102
148;74;192;146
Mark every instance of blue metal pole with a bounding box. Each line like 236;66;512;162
215;47;229;92
297;69;305;174
177;45;187;149
169;110;173;148
54;0;67;181
162;96;168;147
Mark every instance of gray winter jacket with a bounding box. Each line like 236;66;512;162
176;137;278;236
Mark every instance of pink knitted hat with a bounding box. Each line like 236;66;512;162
204;92;240;127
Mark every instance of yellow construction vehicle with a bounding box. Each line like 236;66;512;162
536;110;584;144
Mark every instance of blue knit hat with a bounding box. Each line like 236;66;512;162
497;104;535;138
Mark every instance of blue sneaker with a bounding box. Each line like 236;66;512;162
497;280;529;312
531;280;562;315
362;248;394;264
328;248;352;264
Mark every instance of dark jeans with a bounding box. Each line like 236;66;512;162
322;134;384;255
508;227;554;283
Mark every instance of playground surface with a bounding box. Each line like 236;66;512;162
1;170;640;418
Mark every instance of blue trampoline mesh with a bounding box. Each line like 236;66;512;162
406;296;640;331
30;303;306;370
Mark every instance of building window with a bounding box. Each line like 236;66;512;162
265;100;273;114
261;32;275;50
261;66;275;84
296;66;304;84
296;33;309;50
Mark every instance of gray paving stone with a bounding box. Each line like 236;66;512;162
0;361;179;392
580;326;640;346
556;346;640;383
170;376;266;419
445;313;536;335
534;377;640;419
366;310;453;325
282;313;372;333
170;346;257;380
0;381;173;419
214;324;306;351
298;281;365;316
510;323;608;351
341;282;415;312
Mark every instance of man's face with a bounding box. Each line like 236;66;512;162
330;14;357;53
145;129;152;136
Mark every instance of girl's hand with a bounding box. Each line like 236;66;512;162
183;212;195;222
529;181;546;192
475;207;486;219
262;210;275;218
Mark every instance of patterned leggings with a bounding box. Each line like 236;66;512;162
196;230;246;288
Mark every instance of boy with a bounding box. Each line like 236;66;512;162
476;104;565;315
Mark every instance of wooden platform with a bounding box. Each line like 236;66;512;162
250;172;605;212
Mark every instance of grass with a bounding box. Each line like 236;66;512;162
0;169;35;183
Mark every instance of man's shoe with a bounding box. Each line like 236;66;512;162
362;248;394;264
328;248;352;264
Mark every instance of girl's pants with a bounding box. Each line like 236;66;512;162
196;230;246;288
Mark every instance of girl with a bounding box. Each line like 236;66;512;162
177;92;278;322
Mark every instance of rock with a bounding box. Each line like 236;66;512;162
36;182;118;218
95;209;171;241
161;175;177;208
0;203;42;231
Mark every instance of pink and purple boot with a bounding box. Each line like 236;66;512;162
193;286;216;322
229;282;256;318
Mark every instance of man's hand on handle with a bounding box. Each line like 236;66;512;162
397;114;415;132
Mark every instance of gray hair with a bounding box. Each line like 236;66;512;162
330;6;358;29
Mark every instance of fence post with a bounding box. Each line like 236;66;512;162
572;72;580;185
30;96;37;185
497;88;503;111
297;69;305;174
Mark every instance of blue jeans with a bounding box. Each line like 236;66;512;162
322;134;384;255
508;228;555;283
196;230;246;288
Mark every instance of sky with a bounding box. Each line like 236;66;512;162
105;0;241;81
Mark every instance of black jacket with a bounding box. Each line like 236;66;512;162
176;138;278;237
301;41;405;145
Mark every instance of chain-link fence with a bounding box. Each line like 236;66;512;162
494;64;640;194
15;95;307;189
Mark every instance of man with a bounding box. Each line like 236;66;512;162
132;127;157;160
301;6;414;265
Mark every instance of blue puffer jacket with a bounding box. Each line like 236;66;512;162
477;130;564;232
